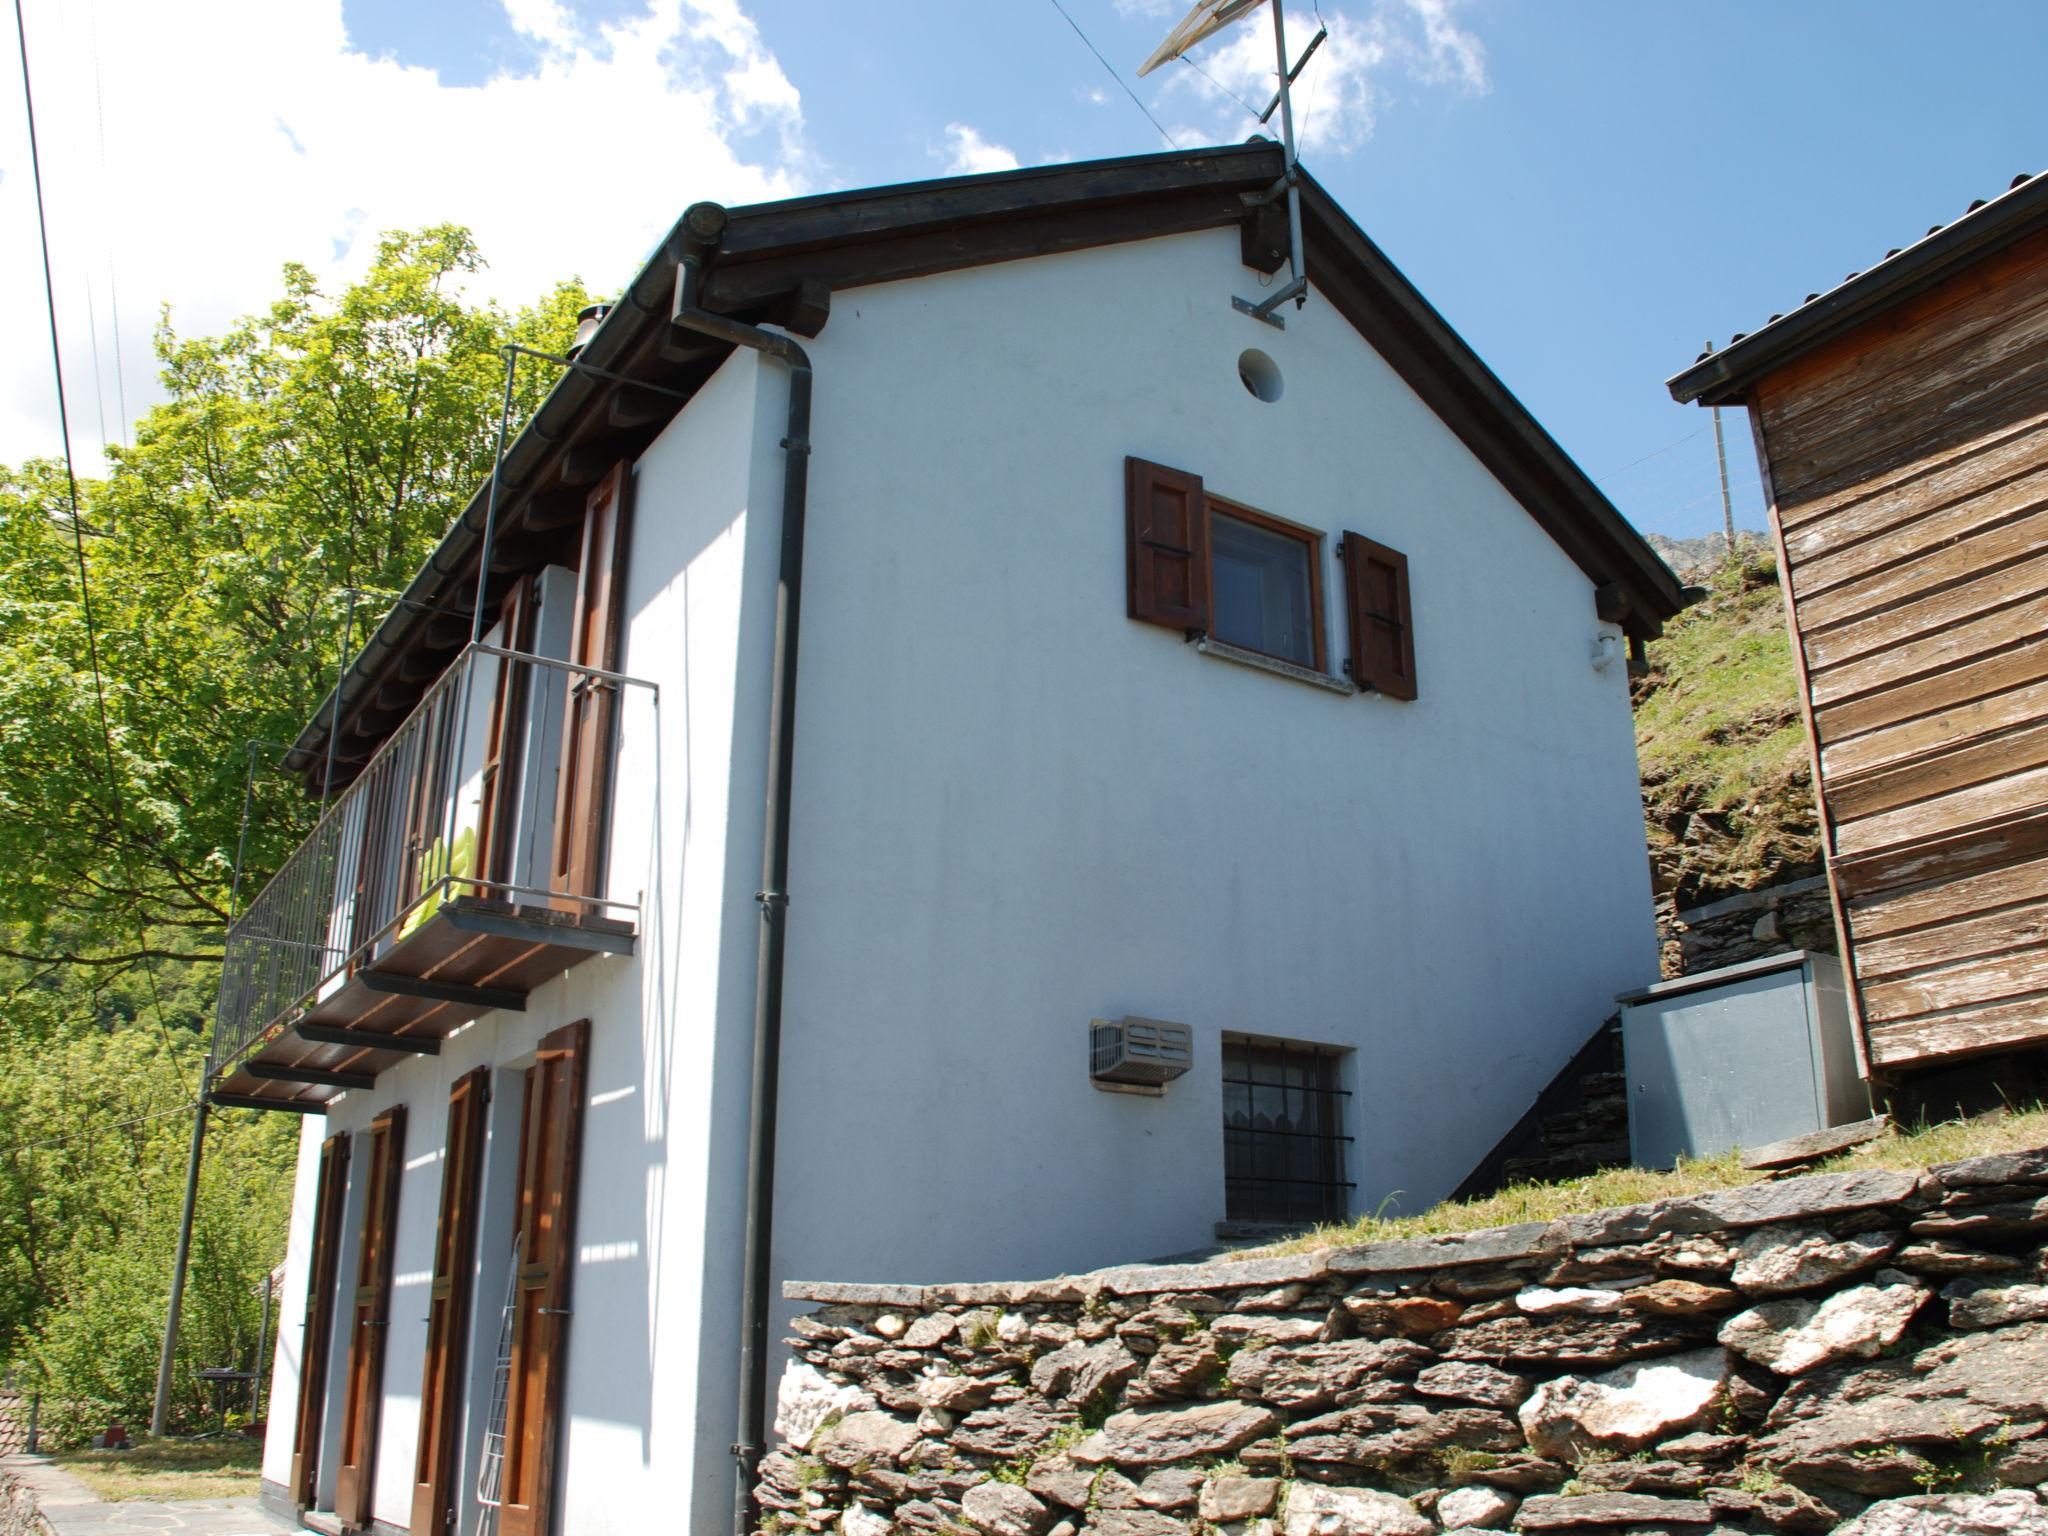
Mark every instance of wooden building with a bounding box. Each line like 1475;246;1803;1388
1669;169;2048;1079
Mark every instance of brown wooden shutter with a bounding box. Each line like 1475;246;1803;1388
290;1132;352;1507
1126;457;1210;633
335;1106;407;1530
475;577;537;895
551;465;633;907
410;1070;492;1536
1342;531;1417;700
497;1020;590;1536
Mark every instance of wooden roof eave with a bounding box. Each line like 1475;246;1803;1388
296;144;1682;773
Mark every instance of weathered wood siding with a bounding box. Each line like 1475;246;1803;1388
1752;224;2048;1071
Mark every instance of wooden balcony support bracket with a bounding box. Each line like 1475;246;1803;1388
357;969;529;1013
246;1060;380;1092
293;1022;444;1055
608;384;674;430
210;1090;329;1116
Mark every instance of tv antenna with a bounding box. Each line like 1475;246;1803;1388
1140;0;1325;329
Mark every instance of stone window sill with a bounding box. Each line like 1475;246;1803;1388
1195;636;1357;696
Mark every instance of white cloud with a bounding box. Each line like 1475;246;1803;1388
0;0;815;468
1158;0;1488;157
936;123;1022;176
1403;0;1488;91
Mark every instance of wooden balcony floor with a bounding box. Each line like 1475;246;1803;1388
210;896;633;1112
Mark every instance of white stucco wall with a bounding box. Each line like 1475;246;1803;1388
256;348;786;1536
767;226;1659;1290
259;1117;326;1490
259;221;1660;1536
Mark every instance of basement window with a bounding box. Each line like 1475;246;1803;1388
1223;1033;1355;1223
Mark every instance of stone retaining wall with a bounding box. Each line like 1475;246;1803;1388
0;1471;51;1536
1659;878;1836;980
764;1147;2048;1536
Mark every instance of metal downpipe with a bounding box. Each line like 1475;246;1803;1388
670;202;815;1536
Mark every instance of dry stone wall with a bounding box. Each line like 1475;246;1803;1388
763;1148;2048;1536
0;1472;51;1536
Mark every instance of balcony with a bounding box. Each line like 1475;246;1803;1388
209;643;655;1112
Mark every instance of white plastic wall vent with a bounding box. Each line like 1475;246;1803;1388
1090;1016;1194;1090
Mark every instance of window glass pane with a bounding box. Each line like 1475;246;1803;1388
1210;513;1314;666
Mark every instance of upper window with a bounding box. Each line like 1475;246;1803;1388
1209;503;1322;670
1124;457;1415;697
1222;1033;1354;1223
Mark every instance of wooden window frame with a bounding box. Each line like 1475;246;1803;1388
552;465;633;911
1205;495;1328;676
335;1105;407;1530
289;1132;352;1509
411;1069;492;1536
497;1020;590;1536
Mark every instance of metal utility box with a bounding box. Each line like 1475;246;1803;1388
1617;951;1869;1168
1090;1017;1193;1089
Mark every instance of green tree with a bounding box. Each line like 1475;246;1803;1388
0;226;589;965
0;225;589;1431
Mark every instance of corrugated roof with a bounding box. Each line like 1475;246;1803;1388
1668;169;2048;407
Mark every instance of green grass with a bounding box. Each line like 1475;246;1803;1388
54;1436;263;1503
1255;1104;2048;1256
1633;550;1819;896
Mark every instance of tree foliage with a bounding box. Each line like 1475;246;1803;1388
0;226;589;1433
0;959;298;1438
0;226;588;958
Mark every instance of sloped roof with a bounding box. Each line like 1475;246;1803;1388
295;143;1682;783
1668;169;2048;408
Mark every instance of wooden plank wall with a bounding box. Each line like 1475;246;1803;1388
1752;224;2048;1071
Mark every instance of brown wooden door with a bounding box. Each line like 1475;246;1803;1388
334;1106;407;1530
475;577;537;898
551;465;632;908
497;1021;590;1536
290;1132;352;1507
410;1070;492;1536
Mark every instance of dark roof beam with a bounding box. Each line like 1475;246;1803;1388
294;1022;442;1055
244;1060;379;1092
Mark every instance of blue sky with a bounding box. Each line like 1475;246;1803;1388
6;0;2045;543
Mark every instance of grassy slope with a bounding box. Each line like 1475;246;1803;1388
1264;1103;2048;1255
54;1437;262;1502
1633;548;1820;908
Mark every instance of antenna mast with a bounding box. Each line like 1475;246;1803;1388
1140;0;1324;329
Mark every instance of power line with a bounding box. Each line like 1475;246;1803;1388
0;1098;200;1159
1180;54;1262;122
1597;424;1709;485
84;269;112;454
1043;0;1180;152
84;0;126;443
13;0;196;1102
14;0;117;802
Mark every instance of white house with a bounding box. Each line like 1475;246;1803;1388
216;144;1684;1536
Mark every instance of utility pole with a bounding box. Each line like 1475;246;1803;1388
152;1062;212;1437
1710;341;1736;559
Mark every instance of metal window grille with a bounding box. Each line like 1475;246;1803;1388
1222;1034;1355;1222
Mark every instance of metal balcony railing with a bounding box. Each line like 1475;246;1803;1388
212;643;655;1072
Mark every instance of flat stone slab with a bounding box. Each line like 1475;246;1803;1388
1515;1492;1716;1527
1743;1116;1891;1171
0;1457;302;1536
